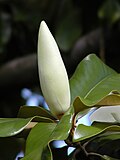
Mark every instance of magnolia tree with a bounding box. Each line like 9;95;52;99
0;21;120;160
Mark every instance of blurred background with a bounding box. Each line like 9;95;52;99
0;0;120;159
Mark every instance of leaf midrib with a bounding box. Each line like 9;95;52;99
84;73;115;99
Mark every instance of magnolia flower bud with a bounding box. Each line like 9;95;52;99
37;21;70;118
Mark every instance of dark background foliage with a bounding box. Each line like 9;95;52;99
0;0;120;159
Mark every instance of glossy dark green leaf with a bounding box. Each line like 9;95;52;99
79;74;120;106
0;117;35;137
22;123;56;160
72;96;91;115
73;95;120;118
97;94;120;106
86;133;120;160
49;106;74;140
22;106;74;160
97;133;120;141
73;122;120;142
41;146;52;160
0;115;54;137
70;54;120;110
18;106;56;120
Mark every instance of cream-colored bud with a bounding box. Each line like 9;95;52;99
37;21;70;118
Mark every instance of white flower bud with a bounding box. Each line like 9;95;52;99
37;21;70;118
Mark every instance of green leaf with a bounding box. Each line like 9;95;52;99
70;54;120;109
22;123;56;160
22;106;74;160
73;95;120;117
97;94;120;106
49;106;74;140
0;117;35;137
97;133;120;141
17;106;56;120
41;146;52;160
73;122;120;142
86;133;120;160
72;96;91;115
0;115;54;138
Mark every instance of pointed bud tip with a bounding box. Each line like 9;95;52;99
39;21;48;32
38;20;71;117
38;20;53;44
40;20;46;27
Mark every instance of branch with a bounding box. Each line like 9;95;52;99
0;54;38;92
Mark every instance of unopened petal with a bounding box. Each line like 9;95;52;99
37;21;70;117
